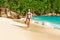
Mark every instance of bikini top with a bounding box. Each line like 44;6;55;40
27;12;32;15
27;12;32;18
27;13;31;15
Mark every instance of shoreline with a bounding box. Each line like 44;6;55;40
12;17;60;35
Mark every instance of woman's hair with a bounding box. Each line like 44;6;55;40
26;9;31;12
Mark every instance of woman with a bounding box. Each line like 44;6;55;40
25;9;32;28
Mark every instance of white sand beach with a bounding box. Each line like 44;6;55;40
0;17;60;40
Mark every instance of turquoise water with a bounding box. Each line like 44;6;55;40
32;16;60;29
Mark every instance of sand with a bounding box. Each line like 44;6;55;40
0;17;60;40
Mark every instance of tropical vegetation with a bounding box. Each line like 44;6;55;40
0;0;60;16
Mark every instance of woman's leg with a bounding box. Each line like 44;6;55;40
27;21;30;28
26;19;30;28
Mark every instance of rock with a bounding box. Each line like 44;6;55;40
0;7;21;19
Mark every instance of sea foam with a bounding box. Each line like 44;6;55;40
32;20;60;29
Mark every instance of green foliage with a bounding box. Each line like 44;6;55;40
0;0;60;15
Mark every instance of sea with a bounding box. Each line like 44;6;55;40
32;16;60;29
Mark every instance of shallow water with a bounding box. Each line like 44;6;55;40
32;16;60;29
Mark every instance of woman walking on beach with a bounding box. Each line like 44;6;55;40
25;9;32;28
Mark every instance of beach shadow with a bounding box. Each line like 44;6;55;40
11;24;29;30
11;24;24;28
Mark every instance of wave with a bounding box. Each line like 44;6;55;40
32;20;60;29
44;22;60;29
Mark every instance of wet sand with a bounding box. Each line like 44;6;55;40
0;17;60;40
